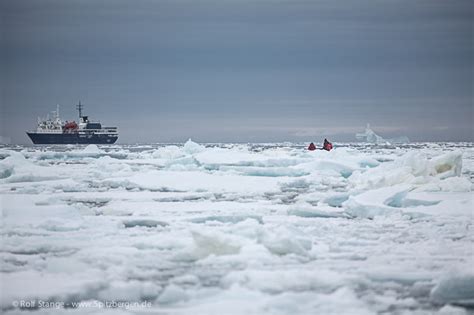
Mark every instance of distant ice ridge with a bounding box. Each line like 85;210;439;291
356;123;410;144
0;141;473;314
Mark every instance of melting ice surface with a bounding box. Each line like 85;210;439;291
0;141;473;315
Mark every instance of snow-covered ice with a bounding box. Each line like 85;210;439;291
0;141;473;314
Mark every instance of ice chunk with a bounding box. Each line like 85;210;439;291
151;145;184;159
191;230;242;258
431;273;474;307
349;151;463;190
343;185;411;218
183;139;205;154
82;144;102;154
383;189;443;208
429;151;462;178
313;160;355;178
157;284;189;304
392;191;472;217
164;156;201;171
279;179;311;192
288;206;345;218
0;164;13;179
122;219;168;228
94;156;133;175
438;305;469;315
0;151;63;183
325;194;350;207
261;225;312;256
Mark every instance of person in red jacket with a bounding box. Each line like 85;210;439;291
323;139;333;151
308;142;316;151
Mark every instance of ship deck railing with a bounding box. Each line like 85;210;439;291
30;128;118;135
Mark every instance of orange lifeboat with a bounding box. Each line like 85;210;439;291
63;121;78;132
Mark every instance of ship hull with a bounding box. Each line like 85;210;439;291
26;132;118;144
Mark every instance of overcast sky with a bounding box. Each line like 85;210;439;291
1;0;472;144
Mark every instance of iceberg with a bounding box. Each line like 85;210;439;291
356;123;410;144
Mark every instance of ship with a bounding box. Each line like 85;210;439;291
26;102;118;144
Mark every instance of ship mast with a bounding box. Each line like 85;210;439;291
76;101;84;119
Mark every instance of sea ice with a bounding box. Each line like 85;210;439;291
0;141;472;314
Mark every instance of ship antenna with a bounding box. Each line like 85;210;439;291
76;101;83;118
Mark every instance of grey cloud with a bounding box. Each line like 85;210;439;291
1;0;472;143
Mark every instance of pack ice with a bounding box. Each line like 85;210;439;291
0;141;473;315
